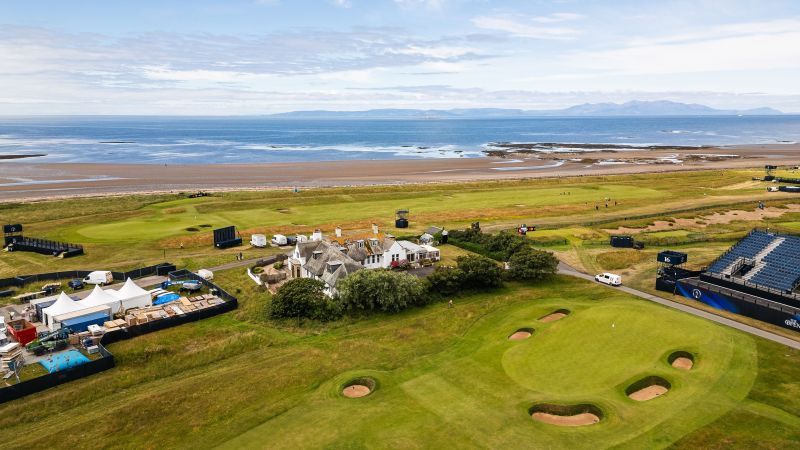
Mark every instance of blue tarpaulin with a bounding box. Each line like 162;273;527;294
39;350;90;373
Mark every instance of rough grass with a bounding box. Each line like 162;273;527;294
1;276;798;449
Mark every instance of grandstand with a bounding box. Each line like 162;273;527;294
705;230;800;295
660;229;800;333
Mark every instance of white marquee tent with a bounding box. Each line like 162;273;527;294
42;292;83;330
42;279;154;331
110;278;152;311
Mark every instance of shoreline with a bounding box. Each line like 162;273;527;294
0;143;798;202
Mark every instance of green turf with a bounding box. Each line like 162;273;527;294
3;276;797;449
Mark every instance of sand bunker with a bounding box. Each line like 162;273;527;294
539;309;569;323
508;328;534;341
342;385;371;398
626;376;671;402
669;351;695;371
342;377;376;398
604;204;800;235
530;404;602;427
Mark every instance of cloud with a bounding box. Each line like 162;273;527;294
330;0;352;8
472;13;583;40
393;0;445;10
564;19;800;75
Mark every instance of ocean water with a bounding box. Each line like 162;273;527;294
0;115;799;164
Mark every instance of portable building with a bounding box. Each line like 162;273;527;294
61;311;110;333
52;305;111;332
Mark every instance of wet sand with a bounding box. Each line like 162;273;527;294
0;144;797;202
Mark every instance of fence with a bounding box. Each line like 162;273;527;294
0;274;237;404
0;263;176;290
0;343;115;404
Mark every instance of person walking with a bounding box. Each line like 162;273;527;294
448;299;454;309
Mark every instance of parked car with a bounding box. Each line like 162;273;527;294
595;273;622;286
83;270;113;286
41;282;61;295
68;279;84;290
271;234;288;246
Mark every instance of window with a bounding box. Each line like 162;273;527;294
392;254;400;262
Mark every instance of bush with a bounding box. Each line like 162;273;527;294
269;278;340;321
337;269;429;313
507;247;558;281
274;261;284;270
456;255;503;290
427;266;465;297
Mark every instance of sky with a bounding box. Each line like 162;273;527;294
1;0;800;114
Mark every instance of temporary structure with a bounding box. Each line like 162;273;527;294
109;278;151;311
42;292;83;329
81;285;119;309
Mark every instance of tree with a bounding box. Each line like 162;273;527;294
337;269;429;313
269;278;340;321
507;247;559;281
484;232;528;260
426;266;465;297
456;255;503;290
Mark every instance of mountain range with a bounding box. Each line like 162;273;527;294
268;101;783;119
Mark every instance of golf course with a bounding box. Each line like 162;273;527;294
1;276;798;448
1;169;800;448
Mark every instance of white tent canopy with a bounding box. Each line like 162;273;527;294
112;278;150;299
42;292;84;329
81;285;119;308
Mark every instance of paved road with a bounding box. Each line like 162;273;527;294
557;262;800;350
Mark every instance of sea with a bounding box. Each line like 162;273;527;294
1;115;799;164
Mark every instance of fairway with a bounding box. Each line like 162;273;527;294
1;275;797;449
217;280;759;449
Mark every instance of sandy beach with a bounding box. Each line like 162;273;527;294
1;144;798;202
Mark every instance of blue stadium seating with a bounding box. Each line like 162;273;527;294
707;230;800;293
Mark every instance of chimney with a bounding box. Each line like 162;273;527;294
335;226;342;238
372;223;379;235
327;261;342;273
312;229;323;241
312;250;322;260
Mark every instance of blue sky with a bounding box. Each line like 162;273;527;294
2;0;800;114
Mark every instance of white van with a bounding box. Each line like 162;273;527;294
83;270;113;286
250;234;267;248
595;273;622;286
271;234;288;246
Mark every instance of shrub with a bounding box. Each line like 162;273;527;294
269;278;340;321
456;255;503;290
427;266;465;297
507;247;558;281
337;269;429;313
274;261;284;270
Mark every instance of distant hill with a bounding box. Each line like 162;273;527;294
268;101;783;119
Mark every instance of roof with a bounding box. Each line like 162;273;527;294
300;240;363;287
112;278;149;299
425;226;443;235
42;292;83;317
397;240;423;253
81;285;119;308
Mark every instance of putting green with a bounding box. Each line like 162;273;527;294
221;284;758;449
